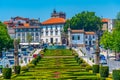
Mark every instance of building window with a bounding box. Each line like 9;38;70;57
36;32;39;36
85;41;88;44
72;36;74;40
55;26;57;29
29;29;31;31
46;32;48;36
41;32;43;36
93;41;95;44
50;31;53;36
78;35;80;40
31;32;34;36
46;26;48;30
22;32;25;36
56;38;58;43
93;35;95;39
46;39;48;43
55;31;58;35
86;35;87;39
50;26;52;30
18;33;20;36
36;37;39;42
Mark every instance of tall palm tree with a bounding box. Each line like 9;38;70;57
14;39;20;66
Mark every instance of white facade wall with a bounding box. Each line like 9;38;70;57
15;28;41;45
85;34;96;46
41;24;64;44
71;33;84;45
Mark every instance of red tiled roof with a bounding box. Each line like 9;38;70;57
102;18;109;22
71;30;84;33
41;17;66;25
85;32;95;35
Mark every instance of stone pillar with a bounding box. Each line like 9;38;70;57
95;39;100;65
68;28;71;47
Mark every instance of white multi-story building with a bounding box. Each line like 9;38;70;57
68;29;96;47
15;26;41;45
85;32;96;47
41;17;66;44
102;18;115;32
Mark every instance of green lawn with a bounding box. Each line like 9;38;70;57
44;49;75;56
2;49;104;80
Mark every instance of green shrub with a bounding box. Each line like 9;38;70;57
14;66;21;74
74;55;78;60
21;66;29;71
92;65;99;73
43;48;47;52
2;68;12;79
32;59;37;65
86;66;92;71
92;59;94;63
78;59;83;65
76;57;80;62
36;55;41;62
80;63;87;67
69;47;72;50
100;66;109;77
27;64;35;68
112;69;120;80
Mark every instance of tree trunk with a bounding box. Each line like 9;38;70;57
14;50;19;66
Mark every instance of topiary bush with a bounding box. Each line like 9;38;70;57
86;66;92;71
92;65;99;73
21;66;29;72
2;68;12;79
100;66;109;78
76;57;80;63
74;55;78;60
36;55;41;62
27;64;35;68
112;69;120;80
14;66;21;74
32;59;37;65
80;63;87;67
78;59;83;65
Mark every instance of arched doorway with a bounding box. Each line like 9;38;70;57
62;38;67;45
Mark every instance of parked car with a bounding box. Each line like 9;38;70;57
100;54;107;64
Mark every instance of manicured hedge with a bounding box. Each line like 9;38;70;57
21;66;29;71
2;68;12;79
100;66;109;77
14;66;21;74
92;65;99;73
32;59;37;65
75;55;78;60
112;69;120;80
86;66;92;71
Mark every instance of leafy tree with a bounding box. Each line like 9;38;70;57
26;33;32;46
100;31;113;50
100;12;120;59
0;21;13;57
64;11;102;32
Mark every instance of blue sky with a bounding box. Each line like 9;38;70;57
0;0;120;22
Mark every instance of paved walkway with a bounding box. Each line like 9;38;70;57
73;48;94;66
74;47;120;73
20;49;42;66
